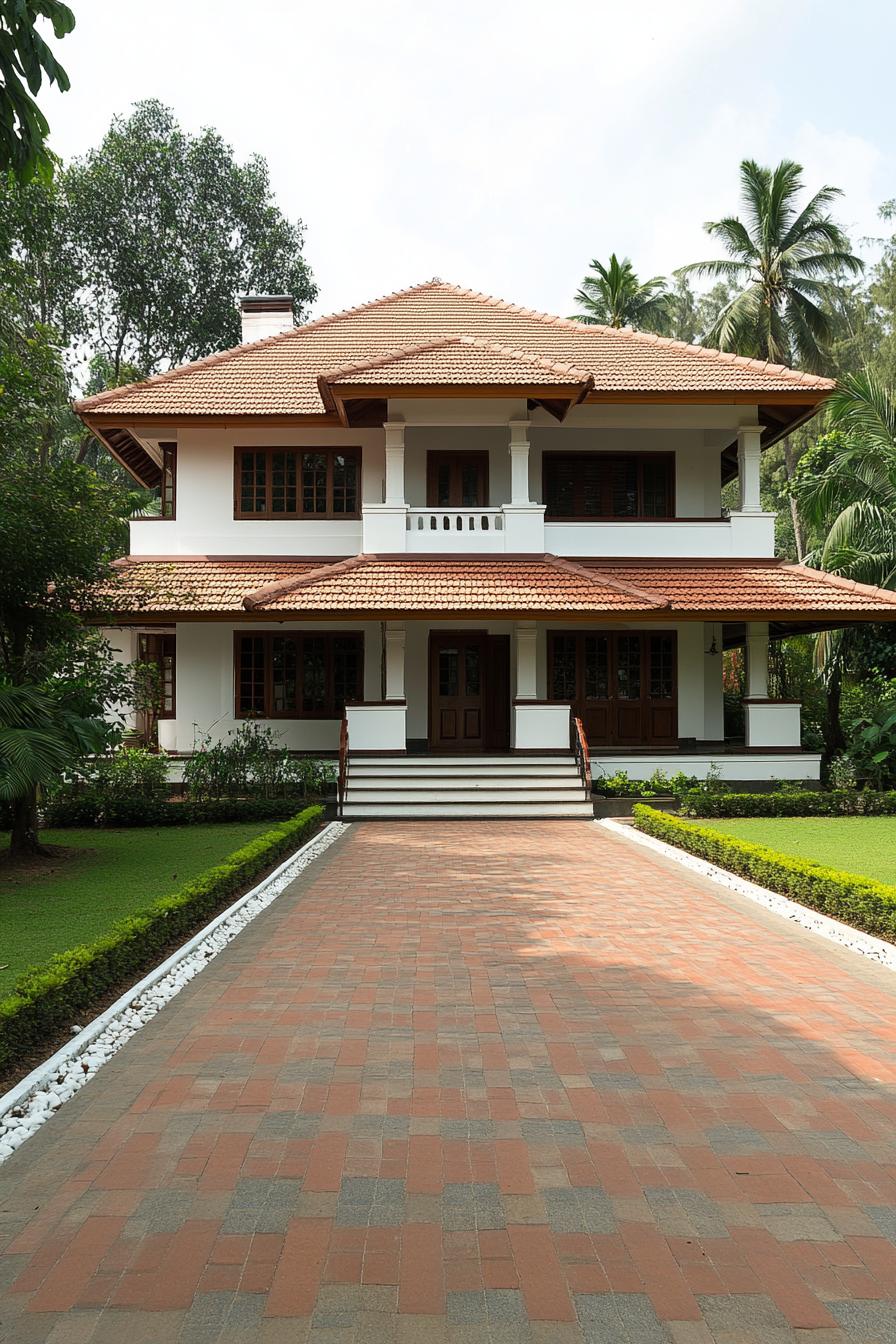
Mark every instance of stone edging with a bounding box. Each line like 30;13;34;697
597;818;896;973
0;821;350;1164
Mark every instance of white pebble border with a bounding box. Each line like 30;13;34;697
598;817;896;973
0;820;349;1165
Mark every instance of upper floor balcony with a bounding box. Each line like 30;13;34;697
127;416;776;561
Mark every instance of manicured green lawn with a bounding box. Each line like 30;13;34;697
705;816;896;885
0;822;278;997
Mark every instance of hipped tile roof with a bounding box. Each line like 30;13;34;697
75;281;834;420
95;554;896;621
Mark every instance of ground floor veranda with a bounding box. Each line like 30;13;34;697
107;617;821;783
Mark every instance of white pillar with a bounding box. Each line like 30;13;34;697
515;622;537;700
737;425;764;514
384;419;406;506
384;622;406;701
509;418;531;505
746;621;769;700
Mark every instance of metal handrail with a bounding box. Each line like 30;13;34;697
571;712;591;795
337;716;349;818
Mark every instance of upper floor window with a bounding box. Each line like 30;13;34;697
160;442;176;518
234;447;361;519
543;452;674;520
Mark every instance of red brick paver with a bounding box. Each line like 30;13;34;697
1;820;895;1342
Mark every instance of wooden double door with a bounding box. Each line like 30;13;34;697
429;632;510;752
549;630;677;747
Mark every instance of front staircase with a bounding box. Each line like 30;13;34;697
339;753;594;820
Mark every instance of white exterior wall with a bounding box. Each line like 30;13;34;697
171;620;383;754
130;425;384;557
129;401;775;561
164;618;725;754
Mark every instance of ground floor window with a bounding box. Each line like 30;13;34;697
138;632;176;717
235;632;363;718
548;630;677;746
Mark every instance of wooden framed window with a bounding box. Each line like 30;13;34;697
548;629;677;746
234;447;361;519
426;452;489;508
543;452;674;519
159;442;177;519
138;633;176;718
234;632;363;719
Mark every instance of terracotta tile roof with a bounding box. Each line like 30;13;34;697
94;554;896;621
97;558;327;614
580;561;896;614
319;335;595;400
74;281;834;420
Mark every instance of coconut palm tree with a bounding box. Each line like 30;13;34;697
679;159;863;371
570;254;673;331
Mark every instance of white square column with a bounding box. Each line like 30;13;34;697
504;417;545;551
363;418;408;551
384;621;406;701
745;620;769;700
514;621;537;700
737;425;764;514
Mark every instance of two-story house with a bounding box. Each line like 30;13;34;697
76;280;896;817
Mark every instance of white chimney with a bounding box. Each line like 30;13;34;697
238;295;294;344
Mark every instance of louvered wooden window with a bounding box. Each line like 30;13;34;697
543;453;674;519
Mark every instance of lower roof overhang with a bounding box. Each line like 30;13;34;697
87;553;896;633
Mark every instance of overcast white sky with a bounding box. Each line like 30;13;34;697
38;0;896;320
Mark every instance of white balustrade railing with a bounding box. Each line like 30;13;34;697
407;508;504;534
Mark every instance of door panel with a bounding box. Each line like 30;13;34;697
427;452;489;508
430;634;486;751
548;631;678;747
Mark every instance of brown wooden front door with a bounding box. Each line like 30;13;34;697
548;631;677;747
429;632;509;751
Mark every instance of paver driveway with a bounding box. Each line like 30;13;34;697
1;821;896;1344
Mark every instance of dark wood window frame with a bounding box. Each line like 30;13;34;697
233;446;362;520
547;629;678;747
234;631;364;720
426;451;490;508
542;451;675;520
138;632;176;719
160;442;177;519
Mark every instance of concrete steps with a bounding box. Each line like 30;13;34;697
341;753;593;820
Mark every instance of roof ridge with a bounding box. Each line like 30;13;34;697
242;553;367;610
544;554;669;607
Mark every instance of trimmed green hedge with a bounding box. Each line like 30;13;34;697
632;804;896;944
0;805;323;1075
679;789;896;819
42;794;323;828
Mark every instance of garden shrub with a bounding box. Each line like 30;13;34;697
595;768;698;798
41;794;318;829
632;804;896;943
678;789;896;818
0;805;324;1074
183;722;334;802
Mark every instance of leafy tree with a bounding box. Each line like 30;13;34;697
791;374;896;756
0;0;74;182
0;457;132;852
571;254;673;332
63;99;317;383
679;159;863;371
